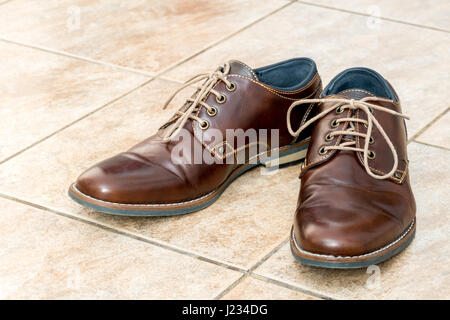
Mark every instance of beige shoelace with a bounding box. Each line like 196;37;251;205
162;62;234;142
287;97;409;180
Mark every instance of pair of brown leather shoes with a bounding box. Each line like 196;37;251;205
69;58;416;269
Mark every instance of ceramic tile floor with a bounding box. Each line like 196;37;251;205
0;0;448;299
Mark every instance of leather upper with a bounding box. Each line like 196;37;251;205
75;60;322;204
293;89;416;256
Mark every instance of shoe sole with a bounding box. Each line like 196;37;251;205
290;218;416;269
68;139;309;216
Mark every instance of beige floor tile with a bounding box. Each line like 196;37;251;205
0;0;287;73
254;142;450;299
0;41;148;163
415;110;450;149
305;0;450;31
165;2;450;138
0;197;241;299
221;276;319;300
0;78;299;269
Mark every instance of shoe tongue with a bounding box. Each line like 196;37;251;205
228;60;258;80
333;90;376;142
336;89;376;100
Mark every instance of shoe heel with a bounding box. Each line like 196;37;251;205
261;144;308;169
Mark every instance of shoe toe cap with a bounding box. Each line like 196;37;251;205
74;153;186;204
293;205;405;257
75;164;116;202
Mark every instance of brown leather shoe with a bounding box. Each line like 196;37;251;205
69;58;322;216
288;67;416;268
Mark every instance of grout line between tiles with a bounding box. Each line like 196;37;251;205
214;273;249;300
0;192;248;275
0;3;295;291
215;236;330;300
250;273;333;300
0;0;294;83
412;140;450;152
4;179;331;300
1;0;438;300
408;107;450;143
0;0;294;162
296;1;450;34
246;237;331;300
0;174;330;300
154;1;296;78
157;75;185;85
214;237;291;299
0;37;156;78
0;1;293;166
249;237;291;272
0;78;155;166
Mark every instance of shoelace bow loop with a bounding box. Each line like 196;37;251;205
287;97;409;180
162;63;234;142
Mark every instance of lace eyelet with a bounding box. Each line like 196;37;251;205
369;136;375;144
216;94;226;104
369;107;374;114
318;146;327;155
199;120;210;130
336;106;344;114
325;133;334;142
368;150;376;159
330;119;339;128
207;107;217;116
226;82;236;92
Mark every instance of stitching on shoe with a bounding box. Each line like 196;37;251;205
291;218;415;260
292;85;322;144
227;75;317;101
72;184;215;207
195;77;318;161
301;95;407;182
300;84;323;127
230;61;320;95
211;141;269;160
232;60;259;80
338;88;375;97
353;108;407;183
269;73;321;95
